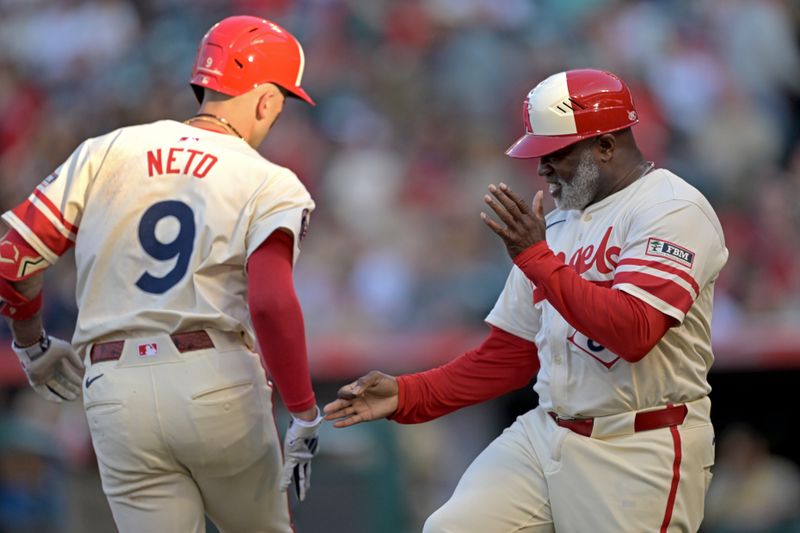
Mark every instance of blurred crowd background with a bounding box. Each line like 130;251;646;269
1;0;800;532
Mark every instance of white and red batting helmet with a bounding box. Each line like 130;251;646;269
190;16;314;105
506;69;638;158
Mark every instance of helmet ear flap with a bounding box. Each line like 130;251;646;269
192;85;204;103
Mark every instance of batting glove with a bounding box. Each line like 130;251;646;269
280;408;322;502
13;332;84;403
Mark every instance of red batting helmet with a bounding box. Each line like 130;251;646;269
506;69;638;158
190;16;314;105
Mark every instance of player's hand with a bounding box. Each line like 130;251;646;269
280;407;322;502
323;371;399;428
13;334;84;403
481;183;546;259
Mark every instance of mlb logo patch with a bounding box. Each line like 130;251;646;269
138;343;158;357
646;238;695;268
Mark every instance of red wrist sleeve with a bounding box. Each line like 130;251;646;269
1;229;45;320
390;326;539;424
247;231;316;412
513;242;673;362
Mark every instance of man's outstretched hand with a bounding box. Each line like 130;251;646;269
323;371;399;428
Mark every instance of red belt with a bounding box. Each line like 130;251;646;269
549;404;689;438
90;330;215;364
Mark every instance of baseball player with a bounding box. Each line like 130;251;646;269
325;69;728;532
1;16;322;533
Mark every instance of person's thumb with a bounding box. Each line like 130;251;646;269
533;190;544;220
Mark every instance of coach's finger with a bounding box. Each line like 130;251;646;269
500;183;531;214
485;193;516;227
323;398;352;418
490;184;524;220
481;212;509;239
533;190;544;220
331;412;367;428
335;381;361;400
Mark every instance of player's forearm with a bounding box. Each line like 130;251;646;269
248;232;316;413
1;254;46;346
8;309;45;346
390;326;539;424
514;242;671;362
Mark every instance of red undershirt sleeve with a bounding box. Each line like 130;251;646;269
513;241;673;363
247;230;316;412
390;326;539;424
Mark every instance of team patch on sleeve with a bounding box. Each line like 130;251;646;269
645;238;695;268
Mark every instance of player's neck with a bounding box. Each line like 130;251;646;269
192;104;250;143
593;157;651;205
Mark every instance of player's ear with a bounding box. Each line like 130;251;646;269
594;134;616;163
255;84;282;120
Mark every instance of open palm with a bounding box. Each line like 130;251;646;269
323;371;399;428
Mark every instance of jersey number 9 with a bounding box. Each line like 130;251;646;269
136;201;196;294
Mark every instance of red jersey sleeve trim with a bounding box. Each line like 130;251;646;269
614;271;694;314
616;258;699;294
10;200;74;257
32;187;79;235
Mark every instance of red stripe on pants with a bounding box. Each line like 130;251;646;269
660;425;683;532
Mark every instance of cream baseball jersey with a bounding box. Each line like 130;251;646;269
486;168;727;417
1;120;314;355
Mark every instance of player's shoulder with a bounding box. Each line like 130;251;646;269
633;167;725;238
635;168;716;214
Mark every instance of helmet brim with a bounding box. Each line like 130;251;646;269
505;132;585;159
286;86;315;106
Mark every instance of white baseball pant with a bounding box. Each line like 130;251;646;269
82;330;292;533
424;397;714;532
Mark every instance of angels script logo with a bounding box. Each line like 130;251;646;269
556;226;620;275
532;227;619;304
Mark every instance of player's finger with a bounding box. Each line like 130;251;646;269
323;404;354;421
65;349;85;372
500;183;531;214
332;412;366;428
34;384;63;403
336;381;360;400
55;376;81;399
46;381;72;401
59;359;83;387
53;372;81;398
481;212;509;239
490;184;523;220
293;464;301;499
355;370;386;394
533;190;544;220
485;190;517;226
324;403;359;421
323;398;350;416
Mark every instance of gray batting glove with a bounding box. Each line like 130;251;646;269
13;333;84;402
280;407;322;501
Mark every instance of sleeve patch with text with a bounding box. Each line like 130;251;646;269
645;237;695;268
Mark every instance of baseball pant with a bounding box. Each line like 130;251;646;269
82;330;292;533
424;397;714;532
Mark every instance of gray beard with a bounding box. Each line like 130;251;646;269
553;149;600;211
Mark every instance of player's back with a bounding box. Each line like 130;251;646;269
68;120;312;354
